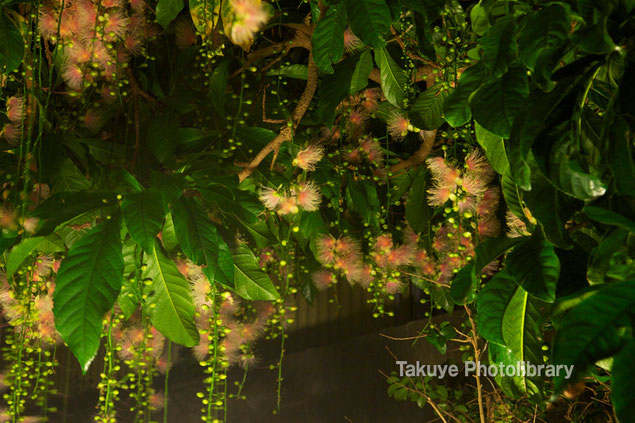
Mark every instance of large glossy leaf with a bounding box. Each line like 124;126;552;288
172;197;234;289
31;191;118;236
209;61;229;117
505;235;560;302
517;5;569;70
479;16;517;77
155;0;184;28
475;122;509;175
611;339;635;423
118;238;141;319
477;272;543;398
344;0;391;48
53;215;124;372
6;237;45;277
0;12;24;74
312;5;346;73
587;228;628;285
374;47;408;107
350;50;373;94
583;206;635;233
232;243;280;301
405;167;431;234
410;83;447;130
443;63;487;127
142;241;199;347
552;280;635;392
122;190;166;254
470;66;529;138
189;0;219;37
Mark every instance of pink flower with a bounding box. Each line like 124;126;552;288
124;34;143;55
38;9;58;39
426;157;460;189
343;28;363;53
228;0;269;49
83;109;103;132
386;280;402;294
374;234;393;252
462;173;487;197
75;0;97;32
294;144;323;171
427;186;452;207
102;0;122;8
312;270;335;291
420;259;436;275
59;11;79;38
62;64;84;90
476;187;500;217
334;236;359;256
348;109;367;128
1;123;21;144
129;0;146;12
457;195;476;213
294;182;321;212
465;150;495;182
344;148;361;163
478;215;501;238
334;254;363;284
360;138;383;164
362;89;379;112
6;96;24;122
387;112;410;140
357;264;373;288
277;195;298;215
104;12;129;37
386;244;414;267
149;392;165;409
258;187;282;210
67;42;92;64
193;332;209;361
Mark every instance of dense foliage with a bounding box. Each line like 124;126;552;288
0;0;633;421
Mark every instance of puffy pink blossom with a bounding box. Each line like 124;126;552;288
104;12;129;38
348;109;367;128
62;64;84;90
357;264;373;288
374;234;393;252
386;280;402;294
277;196;298;215
465;150;495;182
38;9;58;39
386;244;414;267
343;28;363;53
294;144;323;171
295;182;321;211
462;173;487;197
228;0;269;49
258;186;282;210
361;138;383;164
1;123;21;144
83;109;103;132
477;187;500;217
478;215;501;238
427;186;453;207
312;270;335;291
6;96;24;122
426;157;460;189
316;235;336;265
387;112;410;140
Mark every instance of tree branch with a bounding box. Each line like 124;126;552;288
389;129;437;176
237;54;319;182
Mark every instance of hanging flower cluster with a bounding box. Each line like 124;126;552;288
38;0;158;101
1;96;25;144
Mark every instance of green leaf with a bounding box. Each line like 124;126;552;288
52;158;91;193
470;66;529;138
470;1;490;36
374;47;408;107
488;342;541;399
311;5;346;73
0;12;24;74
450;264;476;305
171;197;234;289
155;0;184;28
587;228;628;285
122;190;166;254
505;235;560;303
475;122;509;175
583;206;635;233
146;116;179;165
267;64;309;80
209;61;229;116
501;171;526;221
344;0;391;48
232;243;280;301
405;168;431;234
612;339;635;423
518;5;569;70
142;241;199;347
477;272;543;398
607;117;635;197
31;192;118;236
350;50;372;94
118;238;141;319
479;16;517;77
443;63;487;127
6;237;45;277
410;83;448;130
473;236;524;276
53;215;124;372
552;280;635;392
160;213;179;251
